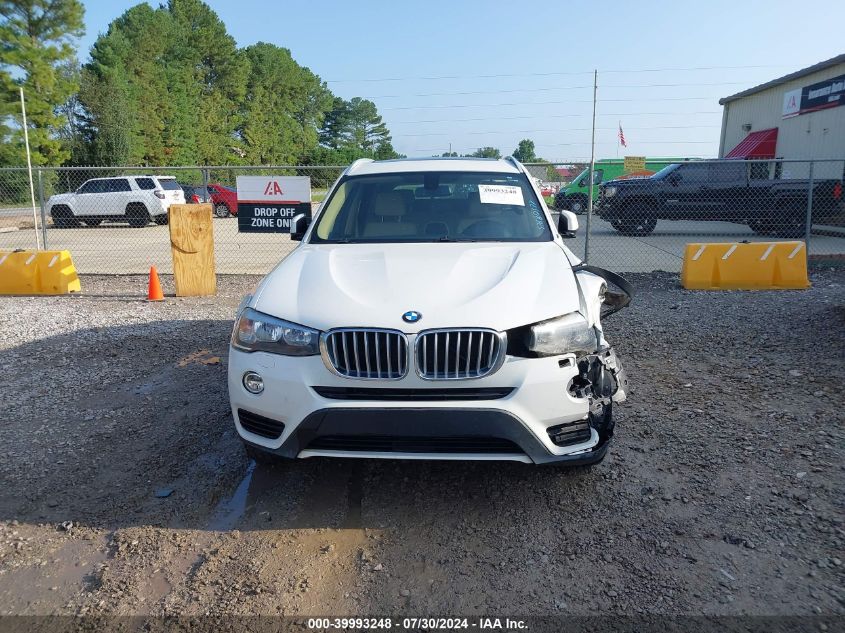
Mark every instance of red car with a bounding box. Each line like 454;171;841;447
207;183;238;218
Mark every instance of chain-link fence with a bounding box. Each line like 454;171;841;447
1;159;843;275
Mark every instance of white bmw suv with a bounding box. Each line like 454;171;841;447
228;157;631;467
48;175;185;228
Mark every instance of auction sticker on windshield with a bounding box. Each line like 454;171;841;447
236;176;311;233
478;184;524;206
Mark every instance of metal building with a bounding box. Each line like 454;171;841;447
718;54;845;179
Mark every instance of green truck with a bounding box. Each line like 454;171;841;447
554;158;686;213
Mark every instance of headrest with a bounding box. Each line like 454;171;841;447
374;191;408;217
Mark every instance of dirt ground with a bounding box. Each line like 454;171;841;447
0;271;843;626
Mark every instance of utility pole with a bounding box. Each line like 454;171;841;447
20;87;42;250
584;70;597;264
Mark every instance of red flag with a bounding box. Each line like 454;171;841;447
618;123;627;148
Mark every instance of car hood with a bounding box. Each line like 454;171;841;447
47;192;74;203
252;242;581;332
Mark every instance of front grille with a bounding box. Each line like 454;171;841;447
312;386;514;401
547;420;592;447
237;409;285;440
415;329;506;380
321;329;409;380
307;435;523;454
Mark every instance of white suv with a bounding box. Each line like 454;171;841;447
48;175;185;228
228;157;631;467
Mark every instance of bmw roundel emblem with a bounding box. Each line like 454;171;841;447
402;310;422;323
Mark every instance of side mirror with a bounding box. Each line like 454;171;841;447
290;213;311;241
557;210;579;238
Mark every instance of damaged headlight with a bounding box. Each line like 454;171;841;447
232;307;320;356
526;313;597;356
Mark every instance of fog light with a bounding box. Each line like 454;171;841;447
242;371;264;394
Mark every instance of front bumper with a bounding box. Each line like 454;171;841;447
228;346;611;465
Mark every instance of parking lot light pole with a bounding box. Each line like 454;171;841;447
584;70;597;264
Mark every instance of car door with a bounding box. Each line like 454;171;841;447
107;178;132;215
664;163;711;220
705;162;746;220
75;179;105;216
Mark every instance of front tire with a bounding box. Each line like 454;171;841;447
214;203;231;218
50;206;80;229
569;195;588;215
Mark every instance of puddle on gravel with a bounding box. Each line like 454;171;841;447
207;460;256;531
0;537;109;613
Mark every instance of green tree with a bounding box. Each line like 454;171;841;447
467;146;501;159
0;0;85;166
81;0;248;166
319;97;397;158
240;42;331;164
512;138;536;163
168;0;247;164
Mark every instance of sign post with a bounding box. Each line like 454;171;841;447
236;176;312;233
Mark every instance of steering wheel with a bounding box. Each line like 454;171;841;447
460;219;510;238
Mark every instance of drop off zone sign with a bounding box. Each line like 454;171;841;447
236;176;312;233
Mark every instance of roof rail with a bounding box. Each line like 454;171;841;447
346;158;375;175
503;155;525;173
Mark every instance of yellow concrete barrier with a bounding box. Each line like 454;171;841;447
0;250;81;295
681;241;809;290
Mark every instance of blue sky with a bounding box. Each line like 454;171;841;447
76;0;844;161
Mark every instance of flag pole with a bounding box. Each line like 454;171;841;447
20;87;41;250
617;120;620;159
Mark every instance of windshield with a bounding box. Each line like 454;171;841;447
569;168;589;188
651;163;681;179
311;171;551;243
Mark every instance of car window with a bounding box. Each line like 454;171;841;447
676;164;708;183
709;162;744;183
135;177;155;190
312;171;551;243
105;178;131;193
158;178;181;191
77;180;104;194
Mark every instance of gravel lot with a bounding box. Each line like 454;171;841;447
0;271;843;623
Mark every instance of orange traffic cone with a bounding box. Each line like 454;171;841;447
147;266;164;301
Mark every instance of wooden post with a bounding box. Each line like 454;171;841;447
169;204;216;296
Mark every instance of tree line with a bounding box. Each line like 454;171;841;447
0;0;400;168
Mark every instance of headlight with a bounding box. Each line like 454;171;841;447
232;307;320;356
604;186;617;197
526;313;597;356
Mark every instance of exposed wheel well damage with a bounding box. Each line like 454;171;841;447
569;265;633;441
